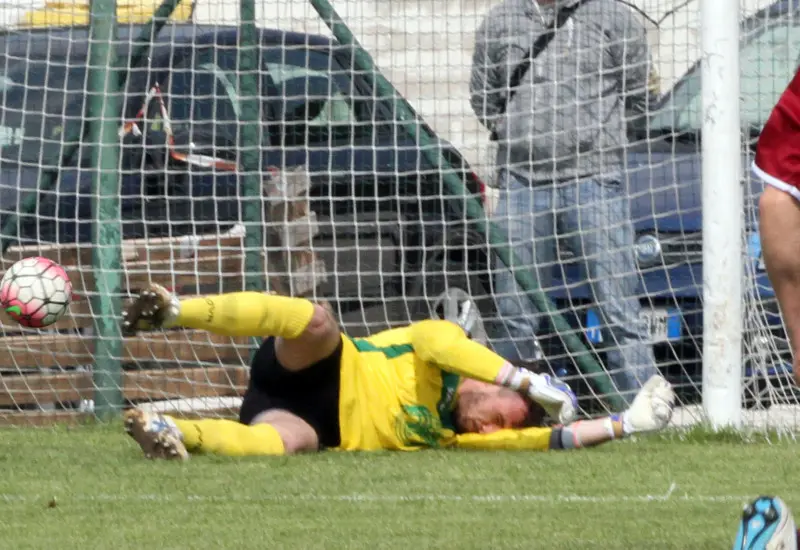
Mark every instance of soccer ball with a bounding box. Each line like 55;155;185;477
0;256;72;328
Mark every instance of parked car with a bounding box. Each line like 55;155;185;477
0;24;493;336
537;0;800;407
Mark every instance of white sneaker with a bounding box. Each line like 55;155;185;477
622;375;676;434
124;408;189;461
527;374;578;426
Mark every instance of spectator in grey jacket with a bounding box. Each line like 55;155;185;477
470;0;658;402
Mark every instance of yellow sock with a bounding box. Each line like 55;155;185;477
173;418;286;456
175;292;315;339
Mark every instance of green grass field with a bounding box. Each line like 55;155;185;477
1;425;798;549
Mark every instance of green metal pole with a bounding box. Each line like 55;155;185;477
238;0;263;293
308;0;626;410
0;0;184;255
238;0;264;354
87;0;124;418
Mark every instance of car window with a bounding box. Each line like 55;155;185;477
0;61;86;166
650;16;800;132
262;48;361;146
167;48;243;149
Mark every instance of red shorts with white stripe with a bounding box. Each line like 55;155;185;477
754;67;800;201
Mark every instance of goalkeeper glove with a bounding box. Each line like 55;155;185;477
526;373;577;426
502;366;577;425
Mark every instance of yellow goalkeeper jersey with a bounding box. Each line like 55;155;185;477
336;321;553;452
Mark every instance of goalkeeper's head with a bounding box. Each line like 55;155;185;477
430;291;549;433
453;359;548;435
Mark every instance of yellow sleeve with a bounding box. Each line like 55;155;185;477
451;427;553;451
175;292;314;339
409;319;507;384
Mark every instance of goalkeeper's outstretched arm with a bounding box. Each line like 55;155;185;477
452;418;625;452
410;319;525;385
452;374;676;451
409;319;578;425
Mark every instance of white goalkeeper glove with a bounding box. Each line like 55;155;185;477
121;283;181;336
619;374;676;434
504;367;577;425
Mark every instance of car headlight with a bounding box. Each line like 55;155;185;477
634;234;662;267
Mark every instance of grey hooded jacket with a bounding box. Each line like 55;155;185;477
469;0;654;184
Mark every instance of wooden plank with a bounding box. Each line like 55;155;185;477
0;333;94;370
1;234;246;302
0;410;92;427
60;254;246;295
123;365;248;401
0;365;249;407
120;234;244;263
123;330;249;365
0;330;249;371
2;232;245;267
0;371;92;407
0;300;89;331
1;245;90;271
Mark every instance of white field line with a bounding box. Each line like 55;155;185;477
0;483;766;505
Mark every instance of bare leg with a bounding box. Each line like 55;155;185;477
275;303;342;372
759;185;800;385
249;409;320;453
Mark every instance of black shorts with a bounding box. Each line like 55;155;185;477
238;336;342;448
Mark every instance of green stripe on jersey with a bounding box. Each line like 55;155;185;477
437;372;460;431
350;338;414;359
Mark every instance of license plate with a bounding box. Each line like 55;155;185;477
585;307;682;344
747;233;767;272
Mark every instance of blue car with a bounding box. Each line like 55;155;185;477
539;0;799;406
0;24;492;335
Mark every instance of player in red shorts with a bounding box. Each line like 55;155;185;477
753;68;800;387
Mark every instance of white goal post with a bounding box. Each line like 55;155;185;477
701;0;743;429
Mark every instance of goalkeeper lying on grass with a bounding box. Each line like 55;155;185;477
121;285;676;459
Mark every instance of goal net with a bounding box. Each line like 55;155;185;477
0;0;796;433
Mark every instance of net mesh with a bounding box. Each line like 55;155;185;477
0;0;796;431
